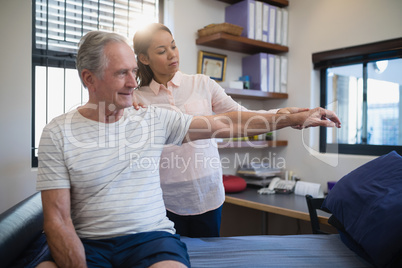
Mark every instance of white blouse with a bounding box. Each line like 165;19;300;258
135;71;278;215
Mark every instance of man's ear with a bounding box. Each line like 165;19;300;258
138;53;150;65
81;69;96;91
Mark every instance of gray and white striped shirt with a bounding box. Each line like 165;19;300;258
37;106;193;239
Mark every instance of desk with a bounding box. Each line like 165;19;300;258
225;187;331;226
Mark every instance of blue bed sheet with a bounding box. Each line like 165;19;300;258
182;234;373;268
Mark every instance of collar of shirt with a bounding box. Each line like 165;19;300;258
149;71;183;96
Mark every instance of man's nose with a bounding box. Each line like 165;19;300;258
127;71;138;88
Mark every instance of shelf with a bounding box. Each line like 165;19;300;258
224;88;288;100
217;140;288;149
196;32;288;55
217;0;289;8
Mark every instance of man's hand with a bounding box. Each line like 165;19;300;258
277;107;310;129
299;107;341;129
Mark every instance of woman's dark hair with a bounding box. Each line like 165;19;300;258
133;23;172;87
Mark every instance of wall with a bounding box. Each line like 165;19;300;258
0;0;37;213
281;0;402;185
168;0;402;188
0;0;401;213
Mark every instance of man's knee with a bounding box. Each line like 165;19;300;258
149;260;188;268
35;261;58;268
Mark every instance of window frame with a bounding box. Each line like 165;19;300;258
313;37;402;156
31;0;163;167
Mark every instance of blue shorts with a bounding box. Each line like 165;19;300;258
40;231;190;267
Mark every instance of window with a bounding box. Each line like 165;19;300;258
313;38;402;156
32;0;162;167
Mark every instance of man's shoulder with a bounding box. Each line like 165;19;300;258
124;106;161;120
124;106;192;128
45;109;77;129
43;109;97;137
142;106;192;122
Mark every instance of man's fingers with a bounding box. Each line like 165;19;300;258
301;108;341;129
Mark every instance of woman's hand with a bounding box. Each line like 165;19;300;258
277;107;309;114
132;94;147;110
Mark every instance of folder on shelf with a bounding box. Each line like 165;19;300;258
275;7;282;44
268;4;276;44
280;55;288;93
267;54;275;92
242;53;268;92
262;3;269;42
274;55;281;93
225;0;256;40
281;9;288;46
255;1;263;41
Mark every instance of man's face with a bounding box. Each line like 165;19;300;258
93;42;138;110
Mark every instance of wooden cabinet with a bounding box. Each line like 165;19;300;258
197;0;290;148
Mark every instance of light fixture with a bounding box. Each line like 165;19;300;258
374;60;388;74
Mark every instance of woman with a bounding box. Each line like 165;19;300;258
133;23;303;237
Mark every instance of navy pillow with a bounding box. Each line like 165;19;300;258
322;151;402;268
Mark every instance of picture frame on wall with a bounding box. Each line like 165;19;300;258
197;51;227;82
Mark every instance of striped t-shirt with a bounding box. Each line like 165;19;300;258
36;106;193;239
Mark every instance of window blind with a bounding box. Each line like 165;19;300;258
31;0;160;167
35;0;159;54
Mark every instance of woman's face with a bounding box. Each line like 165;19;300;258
141;29;180;83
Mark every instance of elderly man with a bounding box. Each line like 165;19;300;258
36;31;340;268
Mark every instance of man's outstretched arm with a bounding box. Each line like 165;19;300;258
184;107;341;143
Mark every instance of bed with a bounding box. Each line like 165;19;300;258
2;151;402;267
181;151;402;268
0;192;372;268
182;234;373;268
